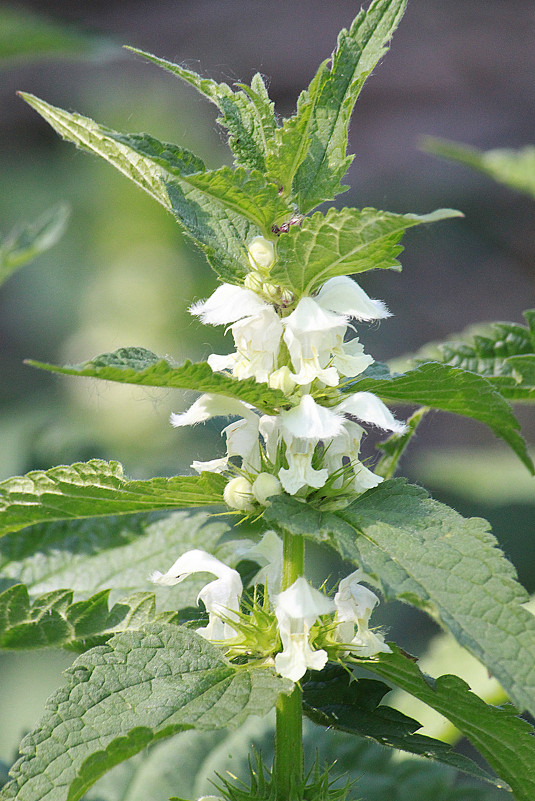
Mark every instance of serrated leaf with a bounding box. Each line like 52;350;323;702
0;460;226;539
290;0;408;212
19;95;257;284
303;668;503;787
1;624;292;801
125;48;277;172
347;361;533;473
27;347;288;414
398;312;535;403
357;647;535;801
264;479;535;719
422;137;535;199
270;207;461;296
0;204;70;286
0;511;232;611
0;584;178;651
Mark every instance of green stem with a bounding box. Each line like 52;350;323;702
275;532;304;800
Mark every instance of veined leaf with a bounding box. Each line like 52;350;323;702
396;311;535;403
27;347;288;414
270;206;461;296
0;460;226;539
0;584;179;651
347;361;533;473
290;0;408;212
422;137;535;199
358;648;535;801
0;512;232;612
19;94;258;284
264;479;535;719
303;668;504;788
125;48;277;172
0;204;70;286
1;624;292;801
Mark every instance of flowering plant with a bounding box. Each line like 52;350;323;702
2;1;535;800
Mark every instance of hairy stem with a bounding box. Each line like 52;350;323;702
275;531;304;799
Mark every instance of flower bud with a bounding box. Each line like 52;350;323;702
261;281;280;301
224;476;256;512
243;270;264;293
252;472;282;505
268;365;297;395
248;236;275;272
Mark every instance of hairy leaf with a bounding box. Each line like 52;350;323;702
264;479;535;718
0;584;179;651
19;95;258;284
375;406;429;479
359;648;535;801
270;206;461;296
303;669;501;786
27;347;289;415
125;48;277;172
347;361;533;473
422;137;535;199
290;0;408;212
396;311;535;403
1;624;292;801
0;460;226;539
0;511;233;610
0;204;69;286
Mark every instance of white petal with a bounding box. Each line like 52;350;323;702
284;297;346;333
191;457;229;474
352;462;383;492
278;445;328;494
207;352;239;372
275;577;335;622
316;277;390;321
150;549;234;585
337;392;407;433
280;395;344;440
248;236;275;271
244;529;283;595
190;283;270;325
170;393;254;428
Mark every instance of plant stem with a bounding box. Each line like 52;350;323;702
275;531;304;800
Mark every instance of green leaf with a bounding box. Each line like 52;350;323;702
375;406;428;479
358;648;535;801
0;584;179;651
0;460;226;539
27;347;288;415
290;0;408;212
397;312;535;403
19;95;257;284
347;361;533;474
0;204;70;286
303;668;501;787
264;479;535;719
1;624;292;801
270;207;461;296
0;511;232;611
125;48;277;172
422;137;535;199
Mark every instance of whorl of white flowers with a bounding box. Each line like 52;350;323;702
151;545;390;682
173;235;406;508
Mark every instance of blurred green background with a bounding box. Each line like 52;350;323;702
1;0;534;793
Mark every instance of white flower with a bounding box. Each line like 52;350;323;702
248;235;275;272
336;392;407;434
334;570;390;657
274;577;335;681
242;529;283;595
170;393;256;429
222;416;262;472
190;283;269;325
282;297;344;386
191;457;229;474
223;476;256;512
150;549;243;641
279;438;328;495
315;276;390;321
322;419;383;493
223;305;283;382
